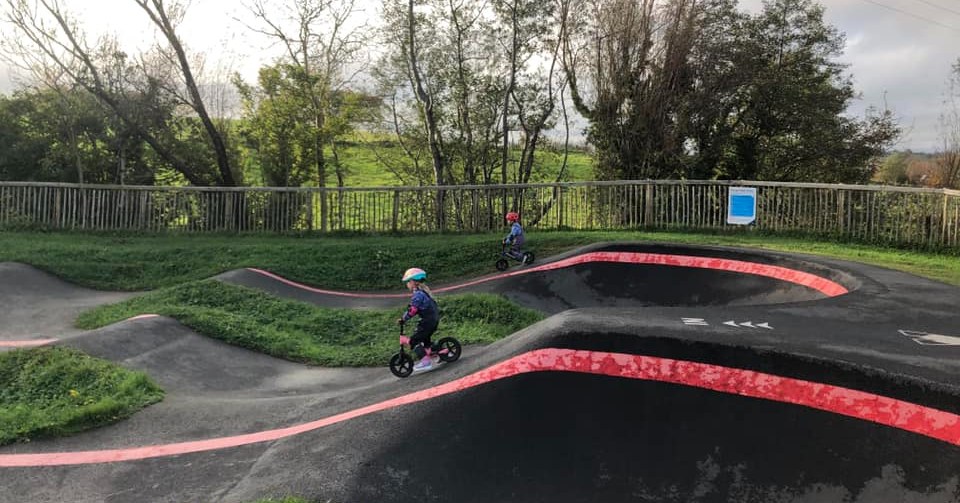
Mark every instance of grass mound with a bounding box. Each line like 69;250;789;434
0;346;164;445
78;280;544;366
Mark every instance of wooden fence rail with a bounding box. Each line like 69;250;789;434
1;180;958;249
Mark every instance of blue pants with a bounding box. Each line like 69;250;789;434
505;241;523;260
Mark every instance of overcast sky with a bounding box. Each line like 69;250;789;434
741;0;960;153
1;0;958;152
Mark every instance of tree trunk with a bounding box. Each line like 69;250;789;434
136;0;236;186
407;0;446;229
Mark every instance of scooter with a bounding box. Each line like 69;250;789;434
389;322;462;378
495;243;535;271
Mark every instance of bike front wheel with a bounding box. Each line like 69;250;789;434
495;259;509;271
389;352;414;377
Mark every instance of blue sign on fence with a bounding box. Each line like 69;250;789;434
727;187;757;225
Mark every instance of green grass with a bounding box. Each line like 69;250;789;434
0;231;589;291
237;128;596;187
283;132;595;187
77;281;544;367
0;346;164;446
1;230;959;291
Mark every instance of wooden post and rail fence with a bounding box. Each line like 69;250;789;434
1;180;958;249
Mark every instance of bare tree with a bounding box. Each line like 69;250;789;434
404;0;446;190
510;0;570;187
377;0;568;218
133;0;236;186
445;0;487;186
1;0;236;186
564;0;698;179
407;0;448;227
938;60;960;189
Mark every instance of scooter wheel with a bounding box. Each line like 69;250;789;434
389;352;414;378
521;252;535;265
495;259;509;271
436;337;462;363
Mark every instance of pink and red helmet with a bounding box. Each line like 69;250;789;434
505;211;519;222
402;267;427;283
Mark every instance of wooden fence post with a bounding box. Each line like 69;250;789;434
320;188;329;232
392;190;400;233
643;184;654;227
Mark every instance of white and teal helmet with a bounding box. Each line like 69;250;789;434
402;267;427;282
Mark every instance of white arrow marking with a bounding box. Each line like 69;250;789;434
899;330;960;346
722;320;773;330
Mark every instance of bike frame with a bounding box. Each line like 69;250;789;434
500;243;523;262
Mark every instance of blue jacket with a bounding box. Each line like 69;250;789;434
402;289;439;324
505;222;525;247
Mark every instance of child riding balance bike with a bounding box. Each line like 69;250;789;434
495;211;534;271
389;267;461;377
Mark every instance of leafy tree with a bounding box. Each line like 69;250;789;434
0;92;55;181
565;0;701;180
243;0;370;187
377;0;571;224
236;65;316;187
720;0;899;183
876;151;910;185
564;0;899;183
0;88;154;184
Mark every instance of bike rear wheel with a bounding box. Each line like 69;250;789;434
522;252;535;265
389;352;414;377
436;337;462;363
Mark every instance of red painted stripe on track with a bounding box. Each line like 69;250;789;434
249;252;848;298
1;348;954;467
247;268;407;298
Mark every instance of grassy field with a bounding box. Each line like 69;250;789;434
242;132;596;187
335;139;596;187
0;347;163;445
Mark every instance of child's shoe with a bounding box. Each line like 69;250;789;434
413;356;434;372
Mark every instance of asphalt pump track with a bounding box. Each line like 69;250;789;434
1;243;960;502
